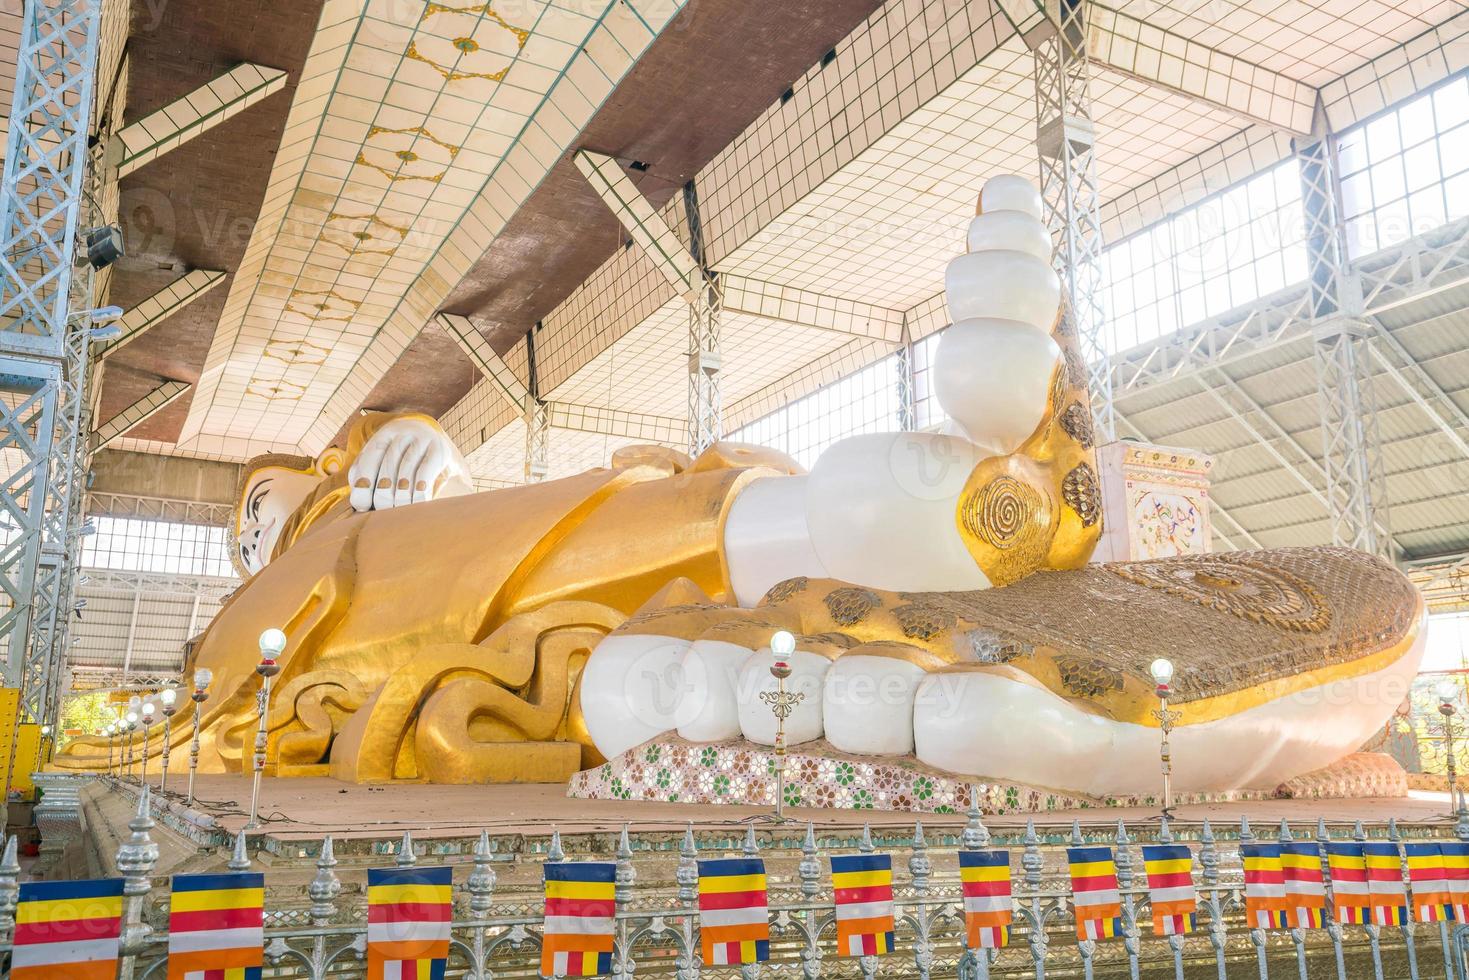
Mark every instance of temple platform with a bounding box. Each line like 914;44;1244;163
58;774;1462;882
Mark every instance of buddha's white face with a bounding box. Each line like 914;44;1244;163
236;466;321;575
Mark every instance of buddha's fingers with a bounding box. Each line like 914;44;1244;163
394;436;430;508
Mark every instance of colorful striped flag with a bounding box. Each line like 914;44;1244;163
697;858;769;966
366;866;453;980
1326;843;1370;925
11;878;124;980
1364;843;1408;926
958;850;1012;949
1281;842;1325;929
1406;843;1453;923
542;862;616;977
1241;844;1289;929
1442;842;1469;922
1142;844;1196;936
1067;846;1123;941
831;854;896;957
167;872;265;980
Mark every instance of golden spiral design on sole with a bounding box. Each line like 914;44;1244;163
956;457;1058;587
962;476;1032;549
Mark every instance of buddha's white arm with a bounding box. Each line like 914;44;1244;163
722;175;1062;604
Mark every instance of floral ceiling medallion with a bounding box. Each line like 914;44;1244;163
355;125;461;184
320;212;410;257
245;379;308;402
406;4;529;83
262;337;331;368
285;288;362;323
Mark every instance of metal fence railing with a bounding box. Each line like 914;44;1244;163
3;778;1467;979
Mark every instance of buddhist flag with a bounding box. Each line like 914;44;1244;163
167;872;265;980
1441;842;1469;922
697;858;769;966
831;854;896;957
1241;844;1289;929
1406;843;1453;923
1141;844;1196;936
1326;843;1370;925
1364;843;1408;926
1067;846;1123;941
11;878;124;980
959;850;1013;950
1281;842;1325;929
542;862;616;977
367;866;453;980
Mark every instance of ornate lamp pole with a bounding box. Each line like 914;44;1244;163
1438;679;1460;811
760;630;804;822
157;687;178;793
139;700;156;786
1149;658;1182;820
123;701;140;782
246;628;287;831
186;668;212;805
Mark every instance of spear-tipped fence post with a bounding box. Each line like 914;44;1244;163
468;830;497;917
612;825;636;980
740;825;761;980
228;830;250;871
676;824;700;980
396;829;416;867
548;829;566;863
1241;816;1269;979
116;786;159;980
1199;820;1227;980
1315;819;1349;980
310;836;341;926
909;820;931;896
1386;819;1422;980
0;836;18;946
678;824;699;904
1113;820;1140;980
1022;819;1048;980
799;823;821;899
615;823;636;904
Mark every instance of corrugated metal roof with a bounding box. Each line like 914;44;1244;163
1115;283;1469;566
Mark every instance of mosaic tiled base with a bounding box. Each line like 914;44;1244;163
568;738;1410;815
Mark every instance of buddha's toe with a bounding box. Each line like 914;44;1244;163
736;650;827;746
822;655;927;756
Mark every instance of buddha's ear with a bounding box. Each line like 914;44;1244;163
316;447;347;477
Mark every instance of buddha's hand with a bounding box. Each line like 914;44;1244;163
348;415;474;512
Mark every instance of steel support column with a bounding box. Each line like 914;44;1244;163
524;325;549;483
0;0;104;798
1014;0;1113;443
895;318;915;431
1295;102;1392;559
683;180;722;455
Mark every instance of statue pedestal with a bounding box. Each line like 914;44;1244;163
1091;441;1215;563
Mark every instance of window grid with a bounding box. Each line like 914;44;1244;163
82;517;237;578
729;355;902;470
911;329;950;432
1100;160;1307;354
1339;72;1469;259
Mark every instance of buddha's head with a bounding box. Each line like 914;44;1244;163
234;449;345;576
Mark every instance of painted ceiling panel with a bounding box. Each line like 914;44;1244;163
182;0;686;454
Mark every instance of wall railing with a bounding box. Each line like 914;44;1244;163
2;779;1467;979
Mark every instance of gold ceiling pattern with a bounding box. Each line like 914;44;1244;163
180;0;687;457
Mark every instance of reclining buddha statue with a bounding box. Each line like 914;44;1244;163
57;175;1424;800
